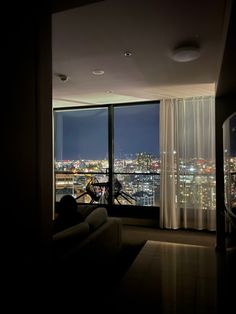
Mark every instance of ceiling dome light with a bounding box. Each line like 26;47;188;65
171;45;200;62
92;69;104;75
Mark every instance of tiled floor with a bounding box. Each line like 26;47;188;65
106;240;236;314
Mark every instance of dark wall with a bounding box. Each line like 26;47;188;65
4;0;106;273
5;3;53;267
3;0;106;272
216;0;236;98
52;0;105;13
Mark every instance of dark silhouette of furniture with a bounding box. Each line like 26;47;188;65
76;177;136;204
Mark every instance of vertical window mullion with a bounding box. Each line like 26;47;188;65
108;105;114;204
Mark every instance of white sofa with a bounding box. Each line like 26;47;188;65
52;207;123;267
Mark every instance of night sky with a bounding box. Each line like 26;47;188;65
229;113;236;156
54;107;235;161
55;103;160;160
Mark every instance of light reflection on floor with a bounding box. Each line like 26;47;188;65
108;241;236;314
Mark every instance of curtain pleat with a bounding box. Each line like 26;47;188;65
160;96;216;231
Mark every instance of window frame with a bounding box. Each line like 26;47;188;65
53;101;160;214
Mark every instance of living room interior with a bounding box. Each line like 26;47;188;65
52;0;235;240
5;0;235;312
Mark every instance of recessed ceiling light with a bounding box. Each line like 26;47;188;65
92;69;105;75
124;51;132;57
54;73;69;82
171;45;200;62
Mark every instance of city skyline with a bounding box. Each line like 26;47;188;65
54;107;236;161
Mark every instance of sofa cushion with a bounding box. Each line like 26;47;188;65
78;204;99;219
85;207;108;231
53;221;90;242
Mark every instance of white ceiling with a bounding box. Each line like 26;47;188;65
52;0;230;108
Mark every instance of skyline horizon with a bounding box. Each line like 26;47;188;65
54;103;160;160
54;106;235;161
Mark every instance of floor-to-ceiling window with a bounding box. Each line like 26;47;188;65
54;102;160;209
114;104;160;206
54;98;221;228
54;107;109;202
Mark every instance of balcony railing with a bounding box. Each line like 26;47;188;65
55;171;160;206
54;170;219;210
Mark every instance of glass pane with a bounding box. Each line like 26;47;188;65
114;103;160;173
115;174;160;206
55;173;109;204
114;103;160;206
54;108;108;201
223;112;236;210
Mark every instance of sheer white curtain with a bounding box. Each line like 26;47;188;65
160;96;216;230
160;99;179;229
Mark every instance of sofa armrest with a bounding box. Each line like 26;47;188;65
58;217;123;265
